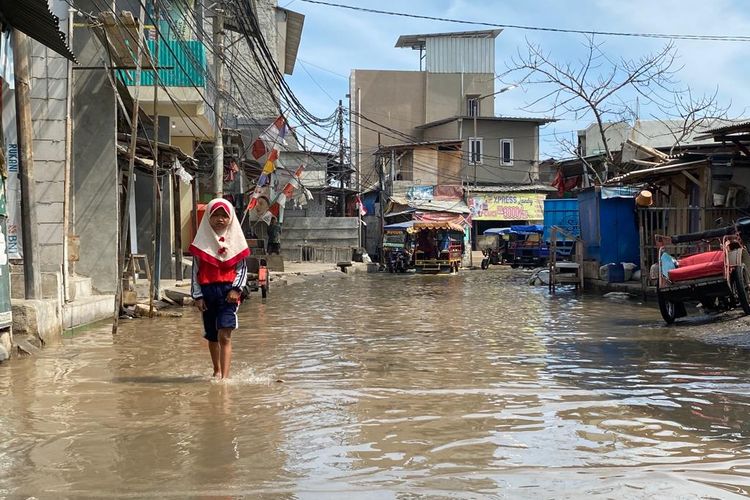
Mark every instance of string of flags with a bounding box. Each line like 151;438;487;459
243;116;310;224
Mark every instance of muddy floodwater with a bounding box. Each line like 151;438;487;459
5;269;750;498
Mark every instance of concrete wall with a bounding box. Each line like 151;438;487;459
425;119;540;185
424;72;494;123
281;217;359;248
134;173;177;280
72;11;119;293
225;0;282;122
350;70;426;190
284;191;327;219
28;1;71;273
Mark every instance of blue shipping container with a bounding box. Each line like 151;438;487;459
543;198;580;242
578;188;640;267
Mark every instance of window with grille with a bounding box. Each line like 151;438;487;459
469;137;483;164
500;139;514;166
467;96;480;117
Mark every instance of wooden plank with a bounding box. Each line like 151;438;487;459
639;210;648;295
681;169;701;188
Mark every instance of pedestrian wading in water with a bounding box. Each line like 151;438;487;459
189;198;250;379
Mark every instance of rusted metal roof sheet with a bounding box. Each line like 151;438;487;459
0;0;76;62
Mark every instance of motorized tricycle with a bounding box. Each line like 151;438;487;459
243;256;270;299
478;228;510;270
655;218;750;324
383;222;414;273
412;221;465;274
508;225;548;268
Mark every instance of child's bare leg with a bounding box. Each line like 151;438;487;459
208;341;221;377
218;329;232;379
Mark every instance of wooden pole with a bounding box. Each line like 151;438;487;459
62;9;74;303
12;30;42;300
173;172;183;280
150;2;161;315
113;9;144;334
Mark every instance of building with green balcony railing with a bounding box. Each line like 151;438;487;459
119;39;207;87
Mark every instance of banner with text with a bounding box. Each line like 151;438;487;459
2;84;22;258
467;192;545;221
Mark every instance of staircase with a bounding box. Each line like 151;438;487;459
11;268;115;330
63;275;115;330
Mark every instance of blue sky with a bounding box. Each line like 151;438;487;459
282;0;750;158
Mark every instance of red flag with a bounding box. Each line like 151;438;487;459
251;138;267;160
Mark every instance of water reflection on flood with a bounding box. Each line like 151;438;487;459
3;269;750;498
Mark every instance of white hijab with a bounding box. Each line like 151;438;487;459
189;198;249;268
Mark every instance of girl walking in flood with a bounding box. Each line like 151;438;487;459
190;198;250;379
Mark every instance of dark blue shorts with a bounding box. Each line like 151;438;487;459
200;283;239;342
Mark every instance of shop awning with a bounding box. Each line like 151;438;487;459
412;221;465;233
388;195;470;214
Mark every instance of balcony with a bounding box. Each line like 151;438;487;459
121;39;214;139
119;39;207;87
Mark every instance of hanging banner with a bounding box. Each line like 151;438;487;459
406;185;433;201
467;193;545;221
2;84;21;258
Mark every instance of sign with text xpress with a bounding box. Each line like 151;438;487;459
468;193;545;221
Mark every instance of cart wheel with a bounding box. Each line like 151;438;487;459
732;265;750;314
481;258;489;270
657;289;677;325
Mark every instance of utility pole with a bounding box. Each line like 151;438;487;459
338;99;345;216
212;5;225;198
473;106;478;187
377;133;384;266
12;30;41;300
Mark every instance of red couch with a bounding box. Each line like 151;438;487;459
668;250;724;282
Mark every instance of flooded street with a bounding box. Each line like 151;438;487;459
4;270;750;498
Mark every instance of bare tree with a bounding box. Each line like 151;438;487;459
652;87;731;155
506;36;680;179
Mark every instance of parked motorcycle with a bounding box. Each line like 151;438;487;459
387;249;411;273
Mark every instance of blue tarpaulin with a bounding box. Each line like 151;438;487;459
510;224;544;233
384;221;414;231
483;227;512;235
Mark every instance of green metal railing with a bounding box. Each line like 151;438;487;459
119;39;206;87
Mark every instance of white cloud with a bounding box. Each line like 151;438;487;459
286;0;750;157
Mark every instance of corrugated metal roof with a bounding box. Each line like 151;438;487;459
694;120;750;140
378;139;463;150
467;184;556;193
395;30;502;49
389;195;470;214
0;0;76;62
605;160;708;185
426;36;494;73
278;7;304;75
418;115;556;129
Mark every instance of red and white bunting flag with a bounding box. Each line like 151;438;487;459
356;195;367;216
